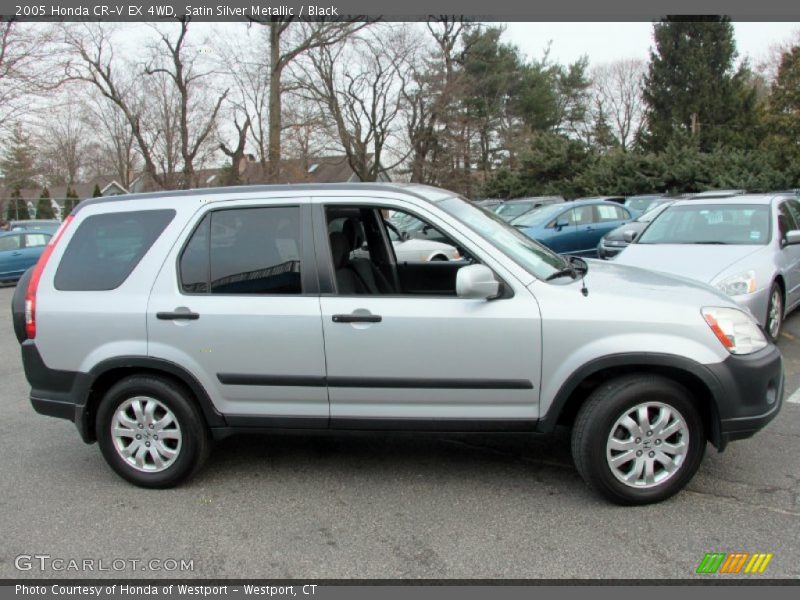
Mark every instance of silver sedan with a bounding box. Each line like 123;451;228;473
615;194;800;340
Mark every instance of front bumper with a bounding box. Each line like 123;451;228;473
706;343;784;447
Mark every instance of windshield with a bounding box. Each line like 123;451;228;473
626;196;662;212
437;197;568;279
637;201;673;223
511;203;566;227
638;204;771;245
493;201;535;220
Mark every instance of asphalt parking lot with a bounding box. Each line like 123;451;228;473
0;284;798;580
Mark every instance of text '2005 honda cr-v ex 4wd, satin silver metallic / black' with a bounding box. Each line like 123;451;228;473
12;183;784;504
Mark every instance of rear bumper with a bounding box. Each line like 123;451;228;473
21;340;93;442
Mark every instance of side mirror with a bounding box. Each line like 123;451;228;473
399;230;410;242
456;264;500;300
786;230;800;246
622;230;638;243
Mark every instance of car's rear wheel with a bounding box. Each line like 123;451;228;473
766;282;783;342
571;375;705;505
96;375;210;488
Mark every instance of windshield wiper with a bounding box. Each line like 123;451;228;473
546;267;577;281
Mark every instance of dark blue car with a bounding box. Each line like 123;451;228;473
511;199;633;256
0;230;52;283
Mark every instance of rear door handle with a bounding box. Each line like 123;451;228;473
157;311;200;321
332;314;382;323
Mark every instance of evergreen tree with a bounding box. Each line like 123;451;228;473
92;183;102;197
36;187;55;219
764;45;800;183
9;188;30;220
62;186;80;217
0;126;38;192
642;17;760;152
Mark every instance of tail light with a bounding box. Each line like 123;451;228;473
25;216;73;339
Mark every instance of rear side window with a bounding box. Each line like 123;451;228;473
179;206;302;295
24;233;50;248
54;210;175;291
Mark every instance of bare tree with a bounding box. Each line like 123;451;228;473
214;31;270;167
591;59;647;151
403;18;470;184
82;92;140;187
299;25;414;181
63;22;228;190
250;18;369;182
36;101;87;187
218;109;251;184
0;22;59;132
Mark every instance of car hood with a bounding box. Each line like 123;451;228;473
603;221;648;241
614;244;766;282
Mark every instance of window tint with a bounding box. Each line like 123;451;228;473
55;210;175;291
24;233;49;248
0;235;21;251
180;206;302;295
179;214;210;293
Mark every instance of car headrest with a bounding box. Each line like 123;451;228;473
329;231;350;269
342;218;362;250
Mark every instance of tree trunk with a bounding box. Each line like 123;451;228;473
267;22;282;183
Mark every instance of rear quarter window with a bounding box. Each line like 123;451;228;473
54;209;175;291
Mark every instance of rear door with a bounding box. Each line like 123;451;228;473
146;199;329;423
585;204;632;252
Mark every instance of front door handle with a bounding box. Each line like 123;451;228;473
157;310;200;321
332;314;382;323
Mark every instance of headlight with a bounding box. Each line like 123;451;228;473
715;270;757;296
702;307;768;354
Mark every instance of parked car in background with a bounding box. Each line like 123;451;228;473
623;194;668;217
574;195;626;206
493;196;564;222
598;200;676;259
512;199;633;257
615;194;800;340
9;219;61;233
0;230;52;283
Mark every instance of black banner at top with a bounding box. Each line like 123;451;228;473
1;0;800;21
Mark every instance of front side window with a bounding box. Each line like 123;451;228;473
55;209;175;291
180;206;302;295
0;235;21;252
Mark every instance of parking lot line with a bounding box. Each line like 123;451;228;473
787;386;800;404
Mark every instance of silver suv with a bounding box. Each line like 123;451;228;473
12;184;784;504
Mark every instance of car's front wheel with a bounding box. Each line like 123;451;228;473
766;282;783;342
96;375;210;488
571;375;705;505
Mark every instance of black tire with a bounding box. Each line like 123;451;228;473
571;374;705;505
765;282;783;342
96;375;210;488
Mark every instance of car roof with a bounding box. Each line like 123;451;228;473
74;183;458;213
569;198;624;206
671;194;789;207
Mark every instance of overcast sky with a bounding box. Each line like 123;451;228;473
503;22;799;67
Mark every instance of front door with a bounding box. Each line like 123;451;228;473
315;201;542;424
